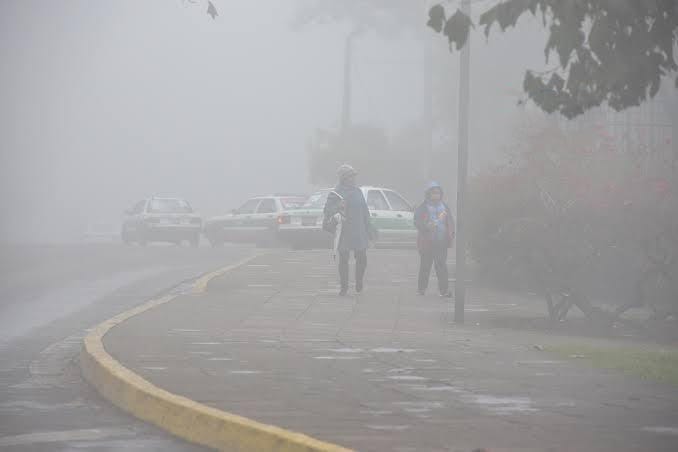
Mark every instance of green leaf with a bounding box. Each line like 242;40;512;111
478;7;498;37
443;9;472;50
588;14;612;63
427;4;446;33
649;76;661;98
523;71;540;94
548;73;565;91
207;1;218;19
479;0;534;36
545;22;584;67
433;0;678;119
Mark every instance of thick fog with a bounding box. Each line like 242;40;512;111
1;0;547;243
2;3;678;451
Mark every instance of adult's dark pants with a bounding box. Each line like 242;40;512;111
339;249;367;291
418;245;449;294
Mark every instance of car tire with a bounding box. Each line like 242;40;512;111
121;229;132;245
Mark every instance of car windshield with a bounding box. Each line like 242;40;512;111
302;191;329;209
147;199;193;214
384;190;412;212
280;198;305;209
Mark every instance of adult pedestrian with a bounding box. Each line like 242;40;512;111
323;164;373;296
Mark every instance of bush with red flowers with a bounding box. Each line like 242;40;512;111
469;120;677;319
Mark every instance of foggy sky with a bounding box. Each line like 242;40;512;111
1;0;548;242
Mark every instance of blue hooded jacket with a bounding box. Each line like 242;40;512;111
414;182;455;251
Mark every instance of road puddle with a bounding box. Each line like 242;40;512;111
393;401;444;413
366;425;411;431
313;356;361;360
371;347;417;353
516;360;565;366
413;385;463;393
387;375;427;381
470;395;538;415
641;426;678;436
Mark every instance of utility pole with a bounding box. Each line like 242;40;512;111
423;27;434;180
673;47;678;174
454;0;471;324
341;30;358;135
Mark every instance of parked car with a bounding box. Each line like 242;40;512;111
121;197;202;246
203;195;305;247
277;190;332;249
278;186;417;249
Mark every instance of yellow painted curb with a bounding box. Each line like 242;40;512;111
80;255;353;452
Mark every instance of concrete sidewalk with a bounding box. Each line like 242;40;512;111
104;249;678;452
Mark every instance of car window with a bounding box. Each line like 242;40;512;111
237;199;260;214
303;191;329;208
280;198;305;209
384;190;412;212
257;198;277;214
148;199;193;213
367;190;390;211
132;200;146;214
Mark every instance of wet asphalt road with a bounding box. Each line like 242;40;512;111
0;241;254;451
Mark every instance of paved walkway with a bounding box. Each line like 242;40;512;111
105;249;678;452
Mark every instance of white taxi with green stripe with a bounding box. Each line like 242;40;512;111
278;186;416;249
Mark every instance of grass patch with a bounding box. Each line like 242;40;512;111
547;344;678;386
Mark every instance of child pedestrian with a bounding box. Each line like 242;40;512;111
414;182;455;297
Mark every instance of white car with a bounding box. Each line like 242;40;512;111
278;186;417;249
121;197;202;246
203;195;306;247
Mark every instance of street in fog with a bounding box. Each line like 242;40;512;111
2;0;677;451
0;242;250;451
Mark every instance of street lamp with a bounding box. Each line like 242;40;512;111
454;0;471;324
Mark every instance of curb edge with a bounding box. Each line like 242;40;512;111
80;254;352;452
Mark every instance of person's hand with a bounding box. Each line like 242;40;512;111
439;211;448;220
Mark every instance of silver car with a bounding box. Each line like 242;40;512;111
203;195;305;247
121;197;202;246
